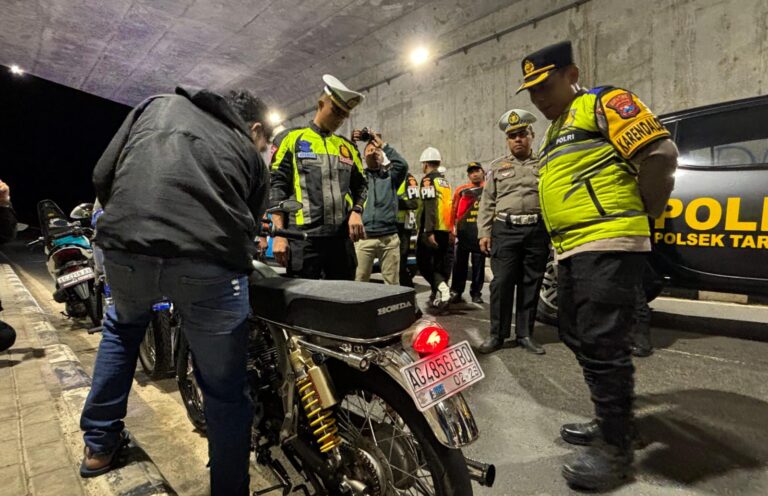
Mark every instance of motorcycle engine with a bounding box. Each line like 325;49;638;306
247;319;283;444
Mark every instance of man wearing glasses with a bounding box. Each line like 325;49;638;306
476;109;550;355
270;75;368;279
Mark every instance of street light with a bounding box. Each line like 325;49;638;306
9;64;24;75
268;111;282;126
409;46;430;67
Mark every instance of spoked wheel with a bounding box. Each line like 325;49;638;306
176;333;206;432
329;364;472;496
138;311;174;379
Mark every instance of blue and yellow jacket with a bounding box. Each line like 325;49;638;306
269;122;367;236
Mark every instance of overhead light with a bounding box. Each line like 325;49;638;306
409;46;430;66
268;111;282;126
9;64;24;75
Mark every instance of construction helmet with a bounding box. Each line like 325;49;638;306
419;147;442;163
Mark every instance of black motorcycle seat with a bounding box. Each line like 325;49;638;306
249;278;418;341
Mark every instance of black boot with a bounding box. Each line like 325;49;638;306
562;441;633;491
478;336;504;354
560;419;600;446
561;419;644;448
518;336;545;355
631;328;654;357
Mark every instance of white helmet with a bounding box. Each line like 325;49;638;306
419;146;442;163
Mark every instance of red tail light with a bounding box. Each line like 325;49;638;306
412;323;450;356
53;248;84;265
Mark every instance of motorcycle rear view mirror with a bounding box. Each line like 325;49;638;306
70;203;94;221
266;200;303;214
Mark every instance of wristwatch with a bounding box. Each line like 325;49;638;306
352;205;364;214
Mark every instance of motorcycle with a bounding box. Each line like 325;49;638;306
176;201;495;495
28;200;101;326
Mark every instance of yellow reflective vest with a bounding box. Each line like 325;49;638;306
269;122;366;235
538;87;671;254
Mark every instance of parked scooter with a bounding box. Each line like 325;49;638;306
28;200;101;326
176;201;495;494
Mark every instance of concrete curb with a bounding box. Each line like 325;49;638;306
1;264;176;496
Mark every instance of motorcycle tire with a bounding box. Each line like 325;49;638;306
138;310;174;380
86;284;103;327
176;333;207;432
328;362;473;495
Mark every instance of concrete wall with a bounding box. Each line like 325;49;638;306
282;0;768;186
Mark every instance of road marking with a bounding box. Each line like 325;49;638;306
658;347;750;366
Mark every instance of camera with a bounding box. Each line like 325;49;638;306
359;127;373;142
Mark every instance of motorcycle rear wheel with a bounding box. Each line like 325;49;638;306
328;362;473;496
138;311;174;379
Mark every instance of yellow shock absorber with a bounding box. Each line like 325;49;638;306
297;376;342;453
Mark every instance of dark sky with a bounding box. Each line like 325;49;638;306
0;65;130;225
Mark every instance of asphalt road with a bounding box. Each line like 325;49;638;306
3;240;768;496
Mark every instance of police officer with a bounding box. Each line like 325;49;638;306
520;41;678;490
449;162;486;304
416;147;454;310
477;111;549;355
270;75;367;279
396;173;420;287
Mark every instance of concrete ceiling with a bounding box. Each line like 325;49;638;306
1;0;516;109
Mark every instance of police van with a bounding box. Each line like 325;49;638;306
538;95;768;324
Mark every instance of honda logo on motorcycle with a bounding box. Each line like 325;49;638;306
377;301;413;316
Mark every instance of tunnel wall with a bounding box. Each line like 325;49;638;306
283;0;768;185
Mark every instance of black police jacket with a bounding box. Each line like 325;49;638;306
92;87;269;272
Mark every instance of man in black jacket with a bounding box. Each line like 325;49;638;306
0;179;18;352
352;130;408;284
81;88;270;496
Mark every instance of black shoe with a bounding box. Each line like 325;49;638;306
561;419;645;449
517;337;545;355
561;419;600;446
631;344;654;357
478;336;503;354
562;442;633;491
448;292;464;304
471;294;484;304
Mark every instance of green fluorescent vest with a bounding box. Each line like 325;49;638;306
538;91;649;254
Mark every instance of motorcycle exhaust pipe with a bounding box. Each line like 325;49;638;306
296;339;371;371
465;457;496;487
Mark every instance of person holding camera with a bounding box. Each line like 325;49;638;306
270;75;367;280
352;129;409;284
0;179;18;353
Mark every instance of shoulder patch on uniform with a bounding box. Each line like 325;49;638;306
599;88;670;159
435;177;449;188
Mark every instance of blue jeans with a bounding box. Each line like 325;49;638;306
80;250;252;496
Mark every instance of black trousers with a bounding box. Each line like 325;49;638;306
489;220;549;339
287;236;357;280
450;244;485;297
558;251;647;449
416;231;453;293
397;224;414;287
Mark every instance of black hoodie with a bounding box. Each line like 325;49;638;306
92;87;269;272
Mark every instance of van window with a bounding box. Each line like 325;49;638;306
675;103;768;167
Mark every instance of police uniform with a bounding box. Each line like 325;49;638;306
270;75;367;280
396;173;420;287
449;162;486;303
476;111;549;354
520;41;678;489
